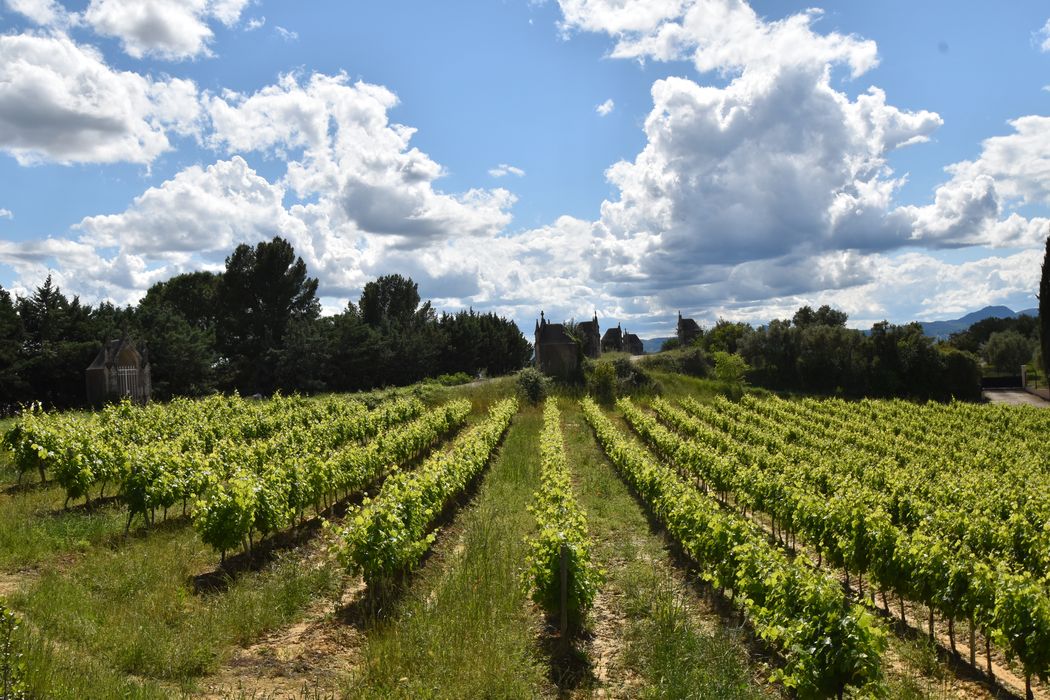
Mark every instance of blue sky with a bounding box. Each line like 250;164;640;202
1;0;1049;336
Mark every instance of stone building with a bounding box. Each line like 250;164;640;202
534;312;580;380
86;338;151;406
577;313;601;359
601;324;623;353
623;331;644;356
677;311;702;347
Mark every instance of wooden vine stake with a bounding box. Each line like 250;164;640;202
560;541;569;652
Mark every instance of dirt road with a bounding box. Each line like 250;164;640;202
982;388;1050;407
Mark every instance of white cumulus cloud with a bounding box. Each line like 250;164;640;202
0;209;12;219
83;0;251;60
78;157;295;255
0;32;202;164
558;0;878;78
1039;19;1050;52
596;98;615;116
4;0;67;25
206;72;515;244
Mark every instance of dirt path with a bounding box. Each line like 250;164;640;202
561;405;777;699
197;577;366;699
983;388;1050;407
0;571;35;597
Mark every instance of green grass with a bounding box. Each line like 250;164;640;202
0;477;131;571
15;624;170;700
559;398;775;699
0;379;952;698
8;521;339;692
343;405;552;698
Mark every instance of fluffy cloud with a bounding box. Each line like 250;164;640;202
898;116;1050;249
595;70;940;276
2;1;1045;336
45;70;519;307
83;0;251;60
555;0;1044;329
0;209;12;220
553;2;943;298
78;157;296;255
558;0;877;78
207;72;515;244
0;32;202;164
0;236;168;305
1039;19;1050;52
4;0;67;25
596;98;615;116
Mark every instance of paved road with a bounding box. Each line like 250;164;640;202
982;388;1050;407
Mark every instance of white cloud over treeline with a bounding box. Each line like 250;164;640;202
0;0;1047;333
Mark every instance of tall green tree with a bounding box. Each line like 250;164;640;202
985;330;1035;373
133;303;217;398
139;271;221;331
15;276;100;407
0;286;25;405
217;237;320;393
1041;231;1050;376
359;274;420;327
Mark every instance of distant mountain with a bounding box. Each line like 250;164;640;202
920;306;1037;339
641;337;674;353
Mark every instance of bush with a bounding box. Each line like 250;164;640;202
586;361;617;405
984;330;1036;373
585;357;656;404
712;351;749;384
660;337;681;352
638;346;709;377
435;372;473;386
939;347;981;401
609;357;656;393
516;367;549;405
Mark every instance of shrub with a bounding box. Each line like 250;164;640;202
984;330;1036;373
712;351;749;384
638;346;709;377
585;357;655;403
516;367;549;405
660;337;681;352
587;361;617;405
436;372;473;386
610;357;656;393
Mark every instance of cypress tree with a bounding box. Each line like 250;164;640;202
1041;231;1050;376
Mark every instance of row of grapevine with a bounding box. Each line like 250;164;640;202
8;393;375;485
4;395;423;519
649;395;1050;695
522;398;602;629
583;397;884;698
333;398;518;588
723;394;1050;575
193;399;472;558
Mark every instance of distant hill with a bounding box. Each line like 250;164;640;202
641;337;674;354
920;306;1037;339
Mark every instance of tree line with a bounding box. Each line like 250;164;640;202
0;236;531;408
662;305;987;401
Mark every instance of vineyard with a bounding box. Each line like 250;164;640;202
0;378;1049;698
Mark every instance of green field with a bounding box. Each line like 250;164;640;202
1;376;1046;699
